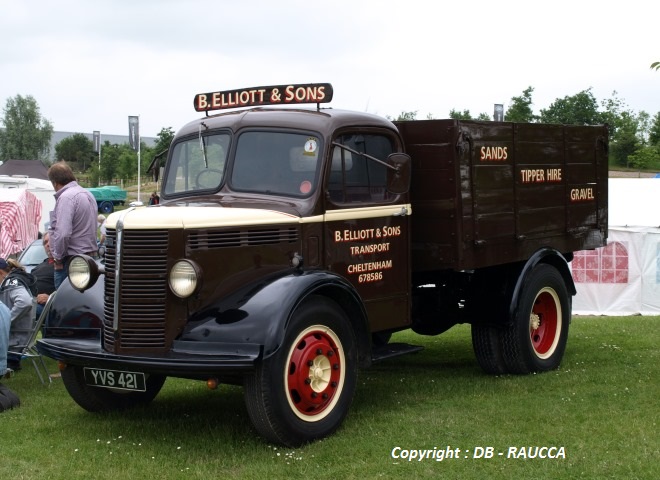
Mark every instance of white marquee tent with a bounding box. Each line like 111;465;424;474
571;178;660;315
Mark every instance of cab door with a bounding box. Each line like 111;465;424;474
323;131;411;333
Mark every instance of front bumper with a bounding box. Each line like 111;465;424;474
36;338;261;379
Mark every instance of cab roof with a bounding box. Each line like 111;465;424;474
175;107;398;139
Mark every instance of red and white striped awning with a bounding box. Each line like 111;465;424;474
0;189;42;257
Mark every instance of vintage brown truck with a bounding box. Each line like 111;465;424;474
38;83;608;447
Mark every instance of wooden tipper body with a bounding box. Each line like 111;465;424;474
396;120;609;272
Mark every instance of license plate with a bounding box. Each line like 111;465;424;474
84;368;146;392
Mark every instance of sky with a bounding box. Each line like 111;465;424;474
1;0;658;138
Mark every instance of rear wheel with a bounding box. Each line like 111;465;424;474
471;325;507;375
61;365;166;412
244;295;357;446
501;264;570;373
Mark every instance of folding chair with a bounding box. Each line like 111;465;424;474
7;293;57;385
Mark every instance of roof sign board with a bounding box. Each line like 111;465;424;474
193;83;333;112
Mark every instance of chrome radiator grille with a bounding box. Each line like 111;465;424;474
103;229;169;351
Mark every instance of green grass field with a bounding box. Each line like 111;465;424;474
2;316;658;480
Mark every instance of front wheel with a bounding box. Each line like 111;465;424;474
61;365;166;412
244;295;357;447
501;264;570;374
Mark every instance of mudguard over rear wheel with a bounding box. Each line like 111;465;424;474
61;365;166;412
244;295;357;447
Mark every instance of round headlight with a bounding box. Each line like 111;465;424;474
69;256;92;290
169;260;200;298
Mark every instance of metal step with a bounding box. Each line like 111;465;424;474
371;342;424;363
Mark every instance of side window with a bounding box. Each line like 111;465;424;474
328;133;393;204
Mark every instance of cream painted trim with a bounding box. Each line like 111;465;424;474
324;204;412;222
300;204;413;224
106;203;411;230
107;206;301;229
299;215;325;224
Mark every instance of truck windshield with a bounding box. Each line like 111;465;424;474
230;131;321;197
163;133;230;195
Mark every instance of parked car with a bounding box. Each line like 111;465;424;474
17;238;48;273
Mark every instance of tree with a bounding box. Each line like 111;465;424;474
116;140;155;183
505;86;536;123
389;111;418;121
628;145;660;171
449;109;473;120
600;91;632;139
0;94;53;161
99;141;121;184
538;88;603;125
649;112;660;145
651;61;660;71
599;92;656;167
153;127;175;154
448;109;491;121
609;111;641;167
635;111;651;144
54;133;94;171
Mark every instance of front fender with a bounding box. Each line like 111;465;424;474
43;275;104;340
180;270;368;361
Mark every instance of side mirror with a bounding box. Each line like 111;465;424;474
386;153;411;195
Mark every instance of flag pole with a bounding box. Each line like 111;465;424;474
137;115;141;204
128;115;141;204
93;130;101;183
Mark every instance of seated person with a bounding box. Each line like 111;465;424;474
0;299;21;410
0;258;37;371
0;300;10;377
97;215;107;246
32;233;56;318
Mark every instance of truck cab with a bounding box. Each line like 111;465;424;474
39;84;416;446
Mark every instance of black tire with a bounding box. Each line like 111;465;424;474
0;383;21;411
244;295;357;447
471;325;507;375
61;365;166;412
99;201;114;214
500;264;570;374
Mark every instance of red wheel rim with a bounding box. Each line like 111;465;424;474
529;288;561;359
285;325;345;421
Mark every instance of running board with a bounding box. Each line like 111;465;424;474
371;342;424;363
